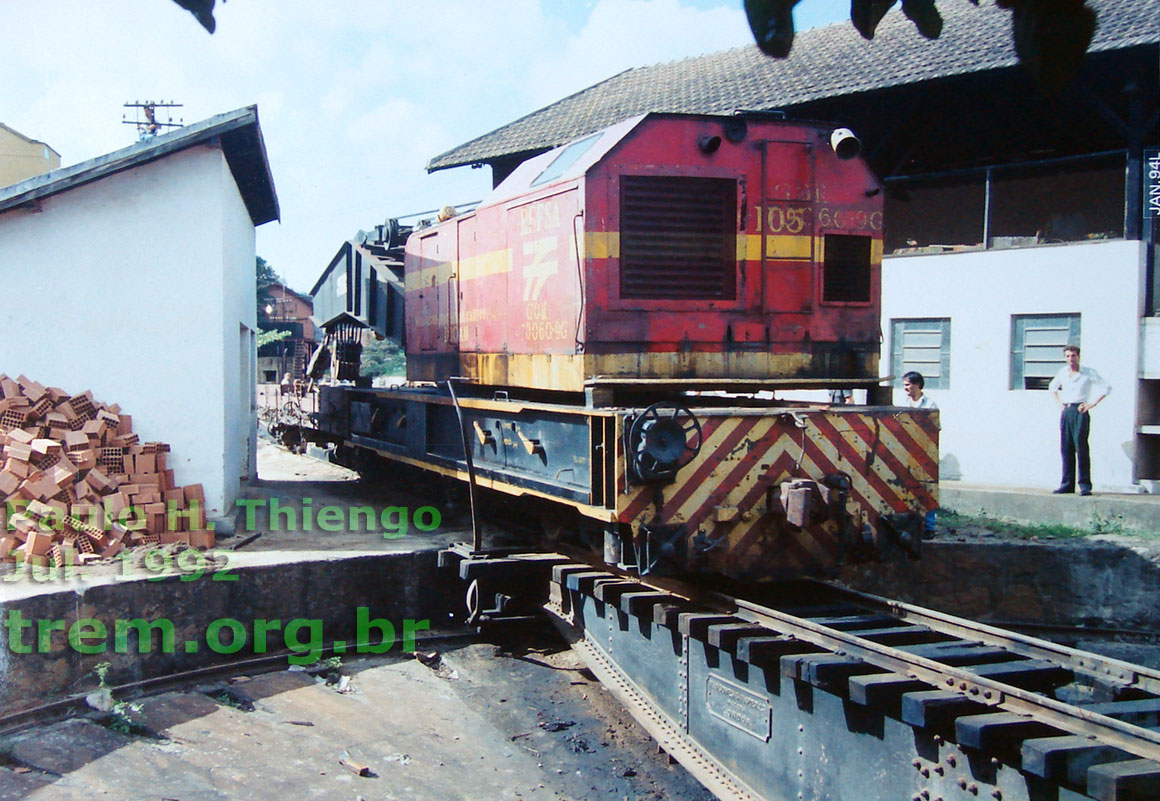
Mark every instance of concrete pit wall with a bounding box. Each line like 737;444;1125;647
840;538;1160;631
0;551;462;717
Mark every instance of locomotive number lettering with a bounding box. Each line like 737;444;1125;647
816;208;883;231
522;319;571;342
519;202;561;235
754;205;810;234
526;301;548;320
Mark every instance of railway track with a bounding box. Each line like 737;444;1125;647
442;548;1160;801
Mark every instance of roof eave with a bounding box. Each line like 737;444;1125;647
0;105;279;226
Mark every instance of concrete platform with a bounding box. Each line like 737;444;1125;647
940;481;1160;534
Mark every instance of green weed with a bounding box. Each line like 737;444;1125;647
91;662;144;735
935;510;1091;539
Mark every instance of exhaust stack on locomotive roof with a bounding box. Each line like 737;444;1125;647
829;127;861;160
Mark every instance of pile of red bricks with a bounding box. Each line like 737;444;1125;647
0;375;214;568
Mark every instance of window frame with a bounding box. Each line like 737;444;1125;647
890;317;951;390
1009;313;1081;390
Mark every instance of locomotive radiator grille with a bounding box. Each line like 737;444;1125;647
619;175;737;300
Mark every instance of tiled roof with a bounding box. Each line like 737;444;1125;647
428;0;1158;171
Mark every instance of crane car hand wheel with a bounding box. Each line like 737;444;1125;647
626;401;703;484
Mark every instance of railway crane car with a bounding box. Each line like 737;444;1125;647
299;112;1160;801
309;112;938;579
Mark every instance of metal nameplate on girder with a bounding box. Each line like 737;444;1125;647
704;674;771;742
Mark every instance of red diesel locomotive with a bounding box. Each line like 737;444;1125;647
405;112;883;393
311;112;937;579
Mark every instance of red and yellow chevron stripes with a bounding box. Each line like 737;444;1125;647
616;408;939;580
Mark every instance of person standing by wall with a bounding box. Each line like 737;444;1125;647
902;371;937;409
1049;345;1110;496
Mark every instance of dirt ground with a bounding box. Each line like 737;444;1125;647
0;439;716;799
0;632;714;801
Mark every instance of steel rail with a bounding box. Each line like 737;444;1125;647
812;579;1160;694
725;595;1160;763
549;552;1160;761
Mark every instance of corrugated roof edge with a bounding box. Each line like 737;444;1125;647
0;105;279;226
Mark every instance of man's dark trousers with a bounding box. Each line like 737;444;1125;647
1060;404;1091;492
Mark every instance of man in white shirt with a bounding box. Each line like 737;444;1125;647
1049;345;1110;496
902;372;937;409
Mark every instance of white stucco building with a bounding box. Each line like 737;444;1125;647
0;106;279;516
882;240;1149;491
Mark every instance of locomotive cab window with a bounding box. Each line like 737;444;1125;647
821;234;871;304
619;175;737;300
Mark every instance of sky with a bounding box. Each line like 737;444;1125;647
0;0;848;291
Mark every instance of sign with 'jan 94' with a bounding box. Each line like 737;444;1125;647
1147;149;1160;219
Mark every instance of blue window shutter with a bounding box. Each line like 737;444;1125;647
1010;316;1024;390
939;321;951;390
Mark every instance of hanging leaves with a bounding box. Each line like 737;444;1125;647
745;0;1098;94
170;0;219;34
999;0;1098;94
744;0;803;58
850;0;898;39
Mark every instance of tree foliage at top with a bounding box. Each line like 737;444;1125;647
256;256;278;292
171;0;219;33
744;0;1097;94
176;0;1100;95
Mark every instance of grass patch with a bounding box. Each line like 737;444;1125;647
936;510;1098;539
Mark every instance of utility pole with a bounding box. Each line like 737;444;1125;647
122;101;184;141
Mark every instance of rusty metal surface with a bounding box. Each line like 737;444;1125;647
404;113;883;392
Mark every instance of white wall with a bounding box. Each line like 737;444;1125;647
0;144;256;515
219;154;258;503
882;240;1145;491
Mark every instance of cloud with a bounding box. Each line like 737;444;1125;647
0;0;761;290
524;0;751;107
